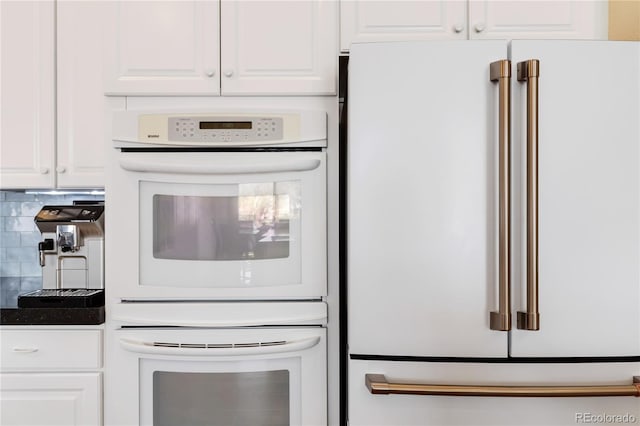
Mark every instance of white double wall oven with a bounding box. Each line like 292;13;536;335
105;108;328;426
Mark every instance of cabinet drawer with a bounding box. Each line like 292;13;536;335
0;330;102;370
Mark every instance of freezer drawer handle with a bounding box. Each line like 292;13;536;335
489;59;512;332
365;374;640;397
517;59;541;331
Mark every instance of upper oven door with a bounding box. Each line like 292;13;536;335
108;150;326;300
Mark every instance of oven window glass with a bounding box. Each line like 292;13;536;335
153;370;290;426
152;182;298;261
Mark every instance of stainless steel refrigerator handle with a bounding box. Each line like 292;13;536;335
489;60;512;332
517;59;541;331
366;374;640;398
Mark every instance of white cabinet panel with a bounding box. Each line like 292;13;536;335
348;41;509;357
57;1;110;188
104;0;220;95
510;40;640;357
0;1;55;188
469;0;608;40
0;373;101;426
340;0;466;51
221;0;337;95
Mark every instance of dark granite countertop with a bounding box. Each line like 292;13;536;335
0;293;105;326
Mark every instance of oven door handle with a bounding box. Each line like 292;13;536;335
119;336;321;357
119;157;322;175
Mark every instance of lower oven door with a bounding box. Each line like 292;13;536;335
106;327;326;426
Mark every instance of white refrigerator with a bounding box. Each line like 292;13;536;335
347;40;640;425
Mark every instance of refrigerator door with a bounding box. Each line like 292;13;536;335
348;41;509;357
510;40;640;357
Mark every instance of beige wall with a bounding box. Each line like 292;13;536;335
609;0;640;40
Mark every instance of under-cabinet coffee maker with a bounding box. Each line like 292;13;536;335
34;204;105;289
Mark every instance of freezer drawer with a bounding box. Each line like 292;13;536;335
349;359;640;426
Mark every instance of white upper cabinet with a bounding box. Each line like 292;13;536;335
104;0;220;96
340;0;608;52
57;1;113;188
104;0;337;96
221;1;337;95
468;0;608;40
0;1;55;188
340;1;467;51
1;1;112;189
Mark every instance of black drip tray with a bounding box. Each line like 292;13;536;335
18;289;105;308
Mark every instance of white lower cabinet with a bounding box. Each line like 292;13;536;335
0;328;103;426
0;373;101;426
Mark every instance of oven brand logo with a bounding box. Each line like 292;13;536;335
147;134;160;138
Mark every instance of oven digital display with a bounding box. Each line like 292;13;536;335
168;116;282;142
199;121;252;130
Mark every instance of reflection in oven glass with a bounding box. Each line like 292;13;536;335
153;182;299;261
153;370;290;426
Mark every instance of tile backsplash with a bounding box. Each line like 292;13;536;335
0;190;104;305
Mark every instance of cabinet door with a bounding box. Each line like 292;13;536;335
0;1;55;189
468;0;608;40
510;41;640;357
220;1;337;95
103;0;219;95
340;0;466;52
0;373;101;426
57;1;109;188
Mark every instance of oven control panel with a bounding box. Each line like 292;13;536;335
167;116;284;143
123;111;324;147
